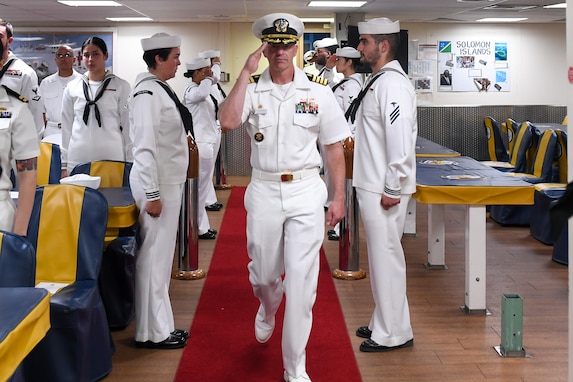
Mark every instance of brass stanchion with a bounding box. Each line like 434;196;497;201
173;134;205;280
214;129;232;190
333;137;366;280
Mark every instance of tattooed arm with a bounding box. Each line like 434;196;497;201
13;157;37;236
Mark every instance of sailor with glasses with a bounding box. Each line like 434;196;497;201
38;45;80;140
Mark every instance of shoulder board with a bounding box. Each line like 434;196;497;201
2;85;28;103
249;74;261;84
134;89;153;98
306;73;328;86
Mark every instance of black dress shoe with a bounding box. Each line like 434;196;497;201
356;326;372;339
199;231;217;240
171;329;189;340
135;334;187;349
205;203;222;211
208;228;218;234
359;338;413;353
327;229;339;241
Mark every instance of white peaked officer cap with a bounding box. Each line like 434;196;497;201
314;37;338;49
141;32;181;51
198;50;220;58
335;46;360;58
186;57;211;71
358;17;400;35
252;13;304;44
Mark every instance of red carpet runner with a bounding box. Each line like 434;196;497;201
174;187;362;381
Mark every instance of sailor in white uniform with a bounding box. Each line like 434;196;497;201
353;17;417;353
0;19;44;139
39;45;81;140
183;57;219;240
130;33;189;350
60;37;132;175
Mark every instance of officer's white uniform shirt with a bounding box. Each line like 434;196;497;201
353;60;417;197
241;67;350;172
318;65;344;88
39;69;80;138
1;52;43;139
61;73;133;172
129;73;188;198
0;87;39;231
303;63;320;77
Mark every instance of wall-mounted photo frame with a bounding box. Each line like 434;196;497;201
11;27;117;82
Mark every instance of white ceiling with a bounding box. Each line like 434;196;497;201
0;0;566;26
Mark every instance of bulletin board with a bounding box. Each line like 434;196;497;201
437;40;510;92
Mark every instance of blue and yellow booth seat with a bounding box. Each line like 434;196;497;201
22;184;114;382
490;129;557;226
0;231;50;382
483;116;509;161
0;230;36;287
37;142;61;186
529;183;567;245
482;121;533;173
70;160;137;330
503;118;521;155
552;129;567;183
71;160;132;189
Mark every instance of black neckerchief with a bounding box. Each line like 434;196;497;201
344;67;406;124
0;59;15;79
82;74;113;127
331;78;349;93
216;83;227;98
209;94;219;121
155;80;194;137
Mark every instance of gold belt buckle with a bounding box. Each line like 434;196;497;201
280;173;293;182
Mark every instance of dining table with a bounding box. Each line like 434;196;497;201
414;156;534;314
405;137;462;235
0;287;50;381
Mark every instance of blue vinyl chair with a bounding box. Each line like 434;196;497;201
70;160;137;330
503;118;521;155
70;160;132;188
22;184;114;382
0;231;37;382
37;142;61;186
490;129;557;226
482;121;533;173
483;116;509;161
0;230;36;287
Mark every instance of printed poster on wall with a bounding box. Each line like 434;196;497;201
437;40;510;92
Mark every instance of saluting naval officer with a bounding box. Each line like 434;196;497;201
0;35;39;236
352;17;417;353
218;13;350;382
129;32;190;350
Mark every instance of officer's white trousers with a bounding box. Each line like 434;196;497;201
245;174;327;378
356;188;414;347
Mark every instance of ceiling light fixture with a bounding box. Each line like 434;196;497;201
477;17;528;22
544;3;566;9
307;1;367;8
58;1;122;6
301;17;335;23
106;17;153;21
